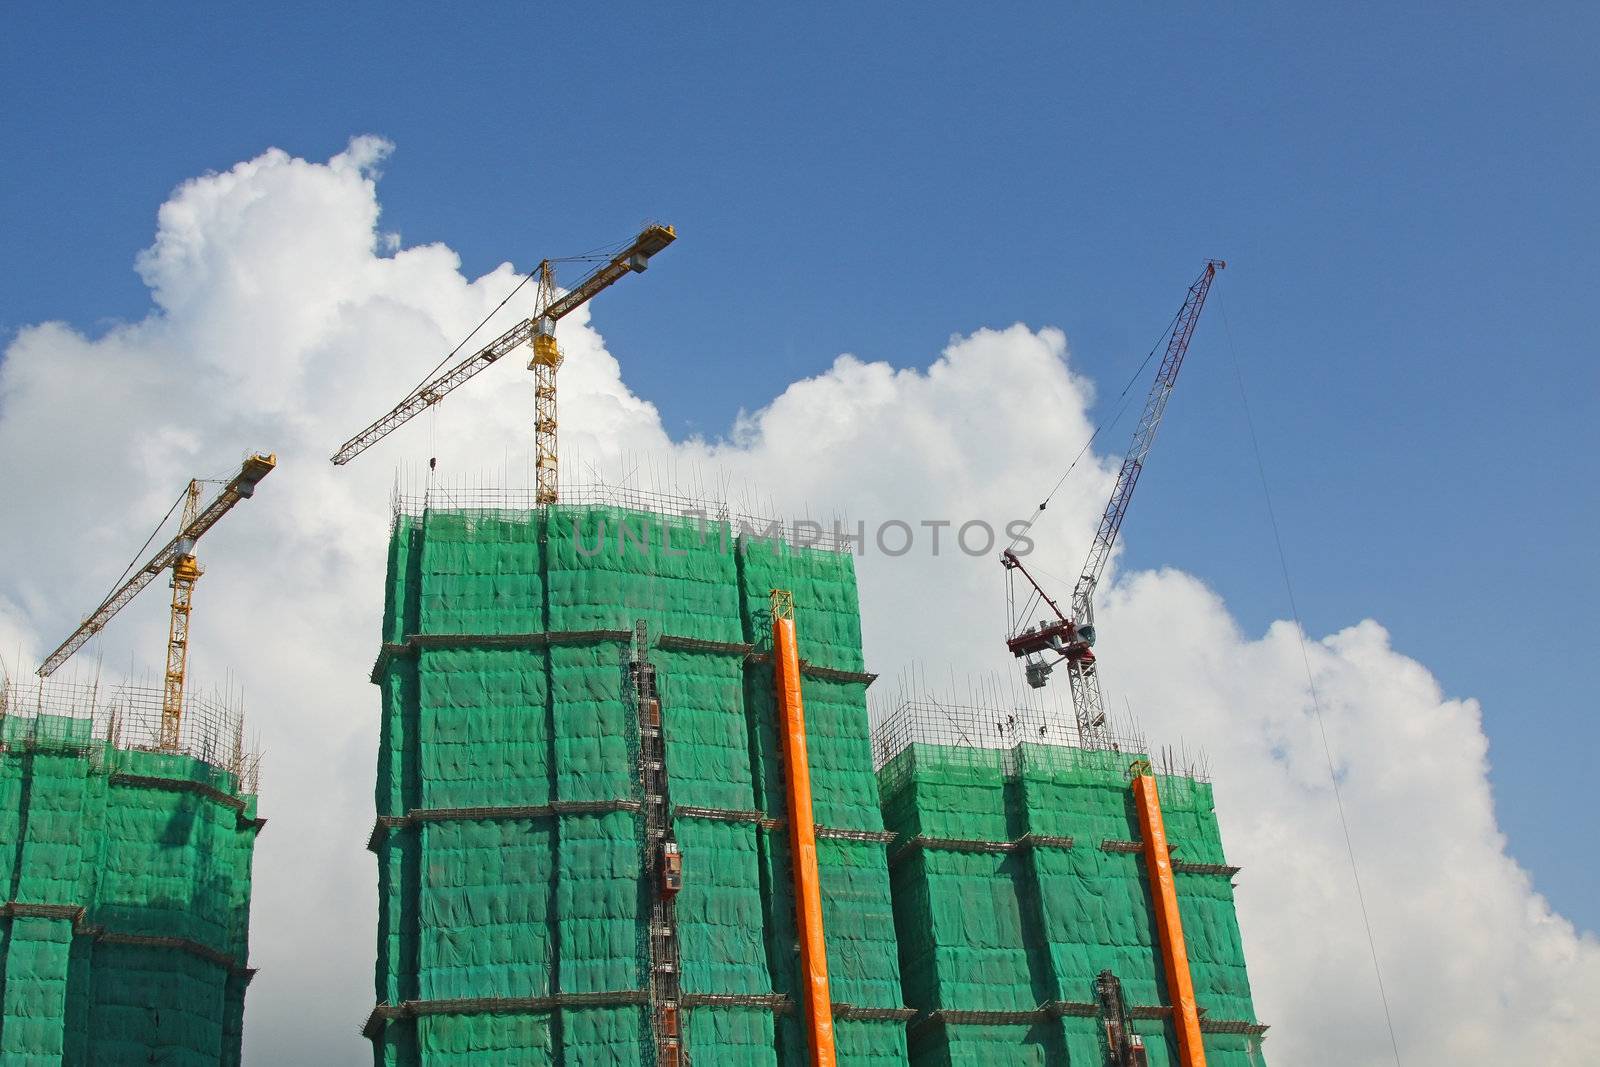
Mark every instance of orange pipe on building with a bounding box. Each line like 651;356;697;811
1132;771;1207;1067
771;594;837;1067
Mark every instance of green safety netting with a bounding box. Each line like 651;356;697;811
374;503;1267;1066
653;649;752;813
372;505;906;1066
673;819;765;996
684;1005;776;1066
879;742;1267;1066
0;730;257;1065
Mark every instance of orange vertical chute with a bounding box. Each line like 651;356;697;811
1132;770;1207;1067
771;591;837;1067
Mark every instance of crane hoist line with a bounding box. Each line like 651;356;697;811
37;452;277;751
1003;260;1223;748
329;223;676;507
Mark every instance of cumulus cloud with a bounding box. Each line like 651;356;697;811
2;140;1593;1065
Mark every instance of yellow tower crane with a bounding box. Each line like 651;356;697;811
330;223;676;505
37;453;277;750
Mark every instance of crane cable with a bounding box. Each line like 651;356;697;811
1001;299;1187;638
404;266;542;401
401;239;635;404
105;488;190;595
1217;293;1404;1067
1003;300;1187;557
48;485;195;669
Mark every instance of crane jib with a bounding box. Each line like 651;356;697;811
36;454;276;678
1003;259;1222;742
1076;264;1220;604
328;223;675;466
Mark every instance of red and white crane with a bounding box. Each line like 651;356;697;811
1003;261;1224;747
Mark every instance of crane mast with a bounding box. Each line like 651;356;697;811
530;262;561;504
163;481;204;750
330;223;676;501
38;453;276;750
1005;261;1223;746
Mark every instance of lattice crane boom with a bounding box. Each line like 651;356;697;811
329;224;677;498
1005;261;1223;746
1070;259;1224;626
37;452;276;749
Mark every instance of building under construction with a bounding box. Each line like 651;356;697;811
1;208;1261;1063
0;452;273;1065
362;488;1268;1066
875;703;1265;1065
0;676;261;1065
365;491;906;1064
335;225;1265;1063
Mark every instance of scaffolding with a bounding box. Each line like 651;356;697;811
391;482;864;556
0;675;262;1064
874;700;1265;1066
361;489;1267;1065
367;501;906;1065
872;698;1149;776
0;674;261;793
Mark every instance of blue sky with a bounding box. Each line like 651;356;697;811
4;0;1595;947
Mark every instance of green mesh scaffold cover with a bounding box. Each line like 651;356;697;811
369;506;905;1066
369;504;1267;1065
880;742;1268;1066
0;726;259;1065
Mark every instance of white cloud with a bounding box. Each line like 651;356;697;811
2;139;1594;1065
1099;573;1600;1061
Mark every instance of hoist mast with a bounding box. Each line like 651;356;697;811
38;453;276;749
330;223;676;505
1005;261;1223;746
